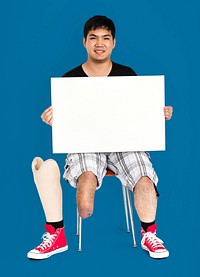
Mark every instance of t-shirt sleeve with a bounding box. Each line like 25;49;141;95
110;62;137;76
61;65;86;77
128;67;137;76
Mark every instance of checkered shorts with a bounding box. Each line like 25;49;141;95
63;152;158;190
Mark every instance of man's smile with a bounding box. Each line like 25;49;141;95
94;50;105;54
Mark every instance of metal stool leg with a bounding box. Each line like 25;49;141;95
76;184;137;251
78;216;82;252
76;208;82;251
126;188;137;247
121;184;130;232
76;208;79;235
78;213;82;252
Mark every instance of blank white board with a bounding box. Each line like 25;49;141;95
51;76;165;153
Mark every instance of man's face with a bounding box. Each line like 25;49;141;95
83;28;116;62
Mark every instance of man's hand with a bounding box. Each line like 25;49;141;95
41;106;53;126
164;106;173;120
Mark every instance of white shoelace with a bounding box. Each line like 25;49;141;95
142;232;164;249
38;232;57;250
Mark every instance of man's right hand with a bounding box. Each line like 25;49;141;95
41;106;53;126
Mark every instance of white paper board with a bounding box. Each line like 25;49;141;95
51;76;165;153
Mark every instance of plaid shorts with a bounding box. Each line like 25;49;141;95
63;152;158;190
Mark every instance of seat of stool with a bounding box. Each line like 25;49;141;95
105;169;116;176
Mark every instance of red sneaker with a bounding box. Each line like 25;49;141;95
27;224;68;259
141;224;169;259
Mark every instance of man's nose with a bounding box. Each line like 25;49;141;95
95;38;104;46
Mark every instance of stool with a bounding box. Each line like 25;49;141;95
76;169;137;251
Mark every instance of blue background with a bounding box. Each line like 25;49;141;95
1;0;200;276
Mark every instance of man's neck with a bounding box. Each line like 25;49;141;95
82;60;112;77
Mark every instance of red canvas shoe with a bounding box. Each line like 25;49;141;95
27;224;68;259
141;224;169;259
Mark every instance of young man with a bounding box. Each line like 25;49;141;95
27;15;173;260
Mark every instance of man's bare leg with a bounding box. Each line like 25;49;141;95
76;171;97;218
134;176;157;222
133;176;169;258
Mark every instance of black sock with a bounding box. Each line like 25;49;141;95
46;220;64;230
141;221;155;232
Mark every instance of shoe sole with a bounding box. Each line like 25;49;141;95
27;245;68;260
142;245;169;259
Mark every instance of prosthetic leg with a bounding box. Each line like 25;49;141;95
31;157;63;222
27;157;68;259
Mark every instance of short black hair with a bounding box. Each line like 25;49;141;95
84;15;116;39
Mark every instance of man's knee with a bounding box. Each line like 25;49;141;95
136;176;153;185
78;171;97;184
134;176;155;193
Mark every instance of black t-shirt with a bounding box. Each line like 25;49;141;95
62;62;137;77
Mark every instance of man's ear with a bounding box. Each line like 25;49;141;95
83;37;86;48
113;38;116;49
